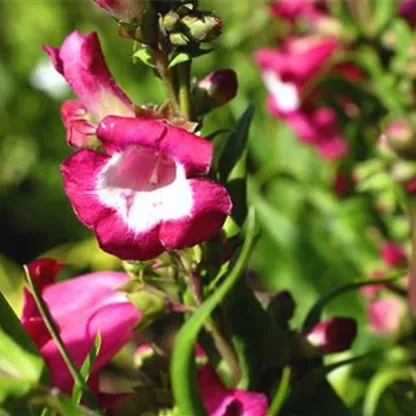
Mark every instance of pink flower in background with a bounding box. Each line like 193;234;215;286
368;297;405;335
270;0;327;24
305;317;357;353
381;242;408;269
199;365;268;416
44;31;134;147
61;116;232;260
399;0;416;26
92;0;144;22
22;259;140;393
255;36;348;159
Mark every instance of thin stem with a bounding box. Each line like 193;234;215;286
408;196;416;316
152;47;180;114
23;266;100;412
177;61;192;121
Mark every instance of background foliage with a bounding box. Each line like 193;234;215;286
0;1;411;414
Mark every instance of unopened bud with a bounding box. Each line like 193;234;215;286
93;0;144;23
181;13;223;43
267;290;296;329
391;159;416;184
381;242;408;269
169;31;190;46
385;120;416;160
306;317;357;354
194;69;238;115
162;11;180;32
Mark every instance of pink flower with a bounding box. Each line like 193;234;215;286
399;0;416;26
61;116;232;260
368;297;405;335
199;365;268;416
92;0;144;23
44;31;134;147
305;317;357;353
381;242;407;269
255;36;348;159
22;259;140;393
270;0;327;24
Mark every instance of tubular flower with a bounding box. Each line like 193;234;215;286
368;297;406;335
270;0;327;24
92;0;144;23
21;259;141;394
44;31;134;147
61;116;232;260
255;36;348;160
199;365;268;416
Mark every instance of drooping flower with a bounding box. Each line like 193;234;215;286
270;0;327;24
92;0;144;23
61;115;232;260
22;259;141;393
255;36;348;159
305;317;357;353
199;364;268;416
44;31;134;148
381;242;408;269
368;297;406;335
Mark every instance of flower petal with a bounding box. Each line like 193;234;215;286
97;116;213;176
160;179;232;249
43;31;133;121
61;149;112;227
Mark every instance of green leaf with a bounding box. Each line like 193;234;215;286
170;209;258;416
168;52;191;68
363;367;412;416
72;333;102;405
132;45;155;68
371;0;397;35
218;103;255;182
302;273;405;332
0;328;44;403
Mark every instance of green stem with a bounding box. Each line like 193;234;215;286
23;266;100;412
408;196;416;316
152;47;180;114
267;367;291;416
177;61;192;121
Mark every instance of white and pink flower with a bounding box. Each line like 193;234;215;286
61;116;232;260
45;31;232;260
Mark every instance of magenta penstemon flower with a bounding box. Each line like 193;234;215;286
44;31;134;148
198;364;268;416
45;30;232;260
270;0;327;24
61;115;232;260
255;35;349;159
92;0;144;23
22;259;141;393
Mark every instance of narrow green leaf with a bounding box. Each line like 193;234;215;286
302;273;405;332
371;0;397;34
72;333;102;405
168;52;191;68
218;103;255;182
267;367;291;416
132;46;155;68
171;209;257;416
363;367;412;416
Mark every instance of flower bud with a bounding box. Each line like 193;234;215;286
385;120;416;160
162;11;180;32
391;159;416;184
92;0;144;23
169;31;191;46
193;69;238;115
306;317;357;354
181;12;223;43
381;242;408;269
267;290;296;329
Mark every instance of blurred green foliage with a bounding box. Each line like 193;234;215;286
0;1;411;413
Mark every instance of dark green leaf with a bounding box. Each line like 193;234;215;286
218;103;255;182
170;209;257;416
